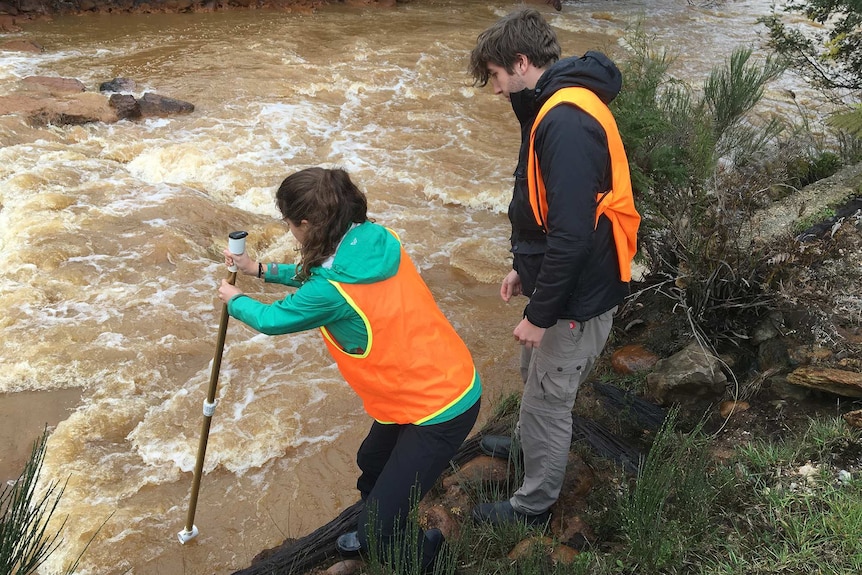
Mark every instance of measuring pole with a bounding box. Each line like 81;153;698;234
178;230;248;544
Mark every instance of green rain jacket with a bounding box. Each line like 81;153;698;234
227;221;480;424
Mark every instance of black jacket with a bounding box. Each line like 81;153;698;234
509;51;630;328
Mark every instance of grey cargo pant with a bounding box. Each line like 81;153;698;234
511;307;616;515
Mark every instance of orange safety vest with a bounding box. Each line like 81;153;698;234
320;246;477;425
527;86;641;282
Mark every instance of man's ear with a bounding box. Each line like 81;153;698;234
514;54;529;74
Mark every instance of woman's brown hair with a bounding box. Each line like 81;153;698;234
275;167;368;280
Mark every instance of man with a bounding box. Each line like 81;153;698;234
468;8;640;526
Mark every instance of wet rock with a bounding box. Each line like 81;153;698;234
100;77;137;93
109;93;142;119
646;341;728;405
611;344;659;374
138;92;195;117
0;92;118;125
742;162;862;243
786;366;862;398
1;39;43;52
22;76;86;94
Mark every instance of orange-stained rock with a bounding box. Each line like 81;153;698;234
787;367;862;398
442;455;509;487
719;400;750;418
507;536;579;565
843;409;862;429
554;514;595;547
507;536;554;561
566;455;594;497
611;344;659;374
551;544;579;565
420;504;460;540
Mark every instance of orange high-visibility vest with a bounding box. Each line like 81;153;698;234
320;246;477;425
527;86;641;282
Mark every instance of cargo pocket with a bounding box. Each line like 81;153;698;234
534;353;590;407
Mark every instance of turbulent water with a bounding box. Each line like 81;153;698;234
0;1;825;573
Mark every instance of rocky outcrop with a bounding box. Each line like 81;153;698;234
0;75;116;124
786;366;862;398
742;162;862;245
0;74;194;126
0;91;119;125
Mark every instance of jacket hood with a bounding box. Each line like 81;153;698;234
314;221;401;284
511;51;623;126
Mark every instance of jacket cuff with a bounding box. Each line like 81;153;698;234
524;305;556;329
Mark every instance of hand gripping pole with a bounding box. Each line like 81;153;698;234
179;230;247;544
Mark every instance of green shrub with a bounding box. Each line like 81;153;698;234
612;27;797;348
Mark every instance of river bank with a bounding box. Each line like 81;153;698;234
1;0;383;31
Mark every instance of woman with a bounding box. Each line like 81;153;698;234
217;167;481;572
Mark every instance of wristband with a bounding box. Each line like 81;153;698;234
258;262;264;279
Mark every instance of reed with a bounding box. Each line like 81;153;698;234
0;429;67;575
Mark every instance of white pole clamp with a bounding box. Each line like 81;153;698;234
203;399;218;417
178;525;199;544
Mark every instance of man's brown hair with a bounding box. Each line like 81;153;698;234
469;8;561;87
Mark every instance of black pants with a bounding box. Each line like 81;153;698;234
356;399;480;570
